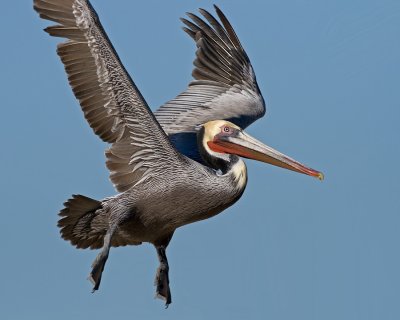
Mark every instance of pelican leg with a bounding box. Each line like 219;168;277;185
88;227;115;292
154;245;172;307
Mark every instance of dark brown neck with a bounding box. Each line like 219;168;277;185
197;126;239;174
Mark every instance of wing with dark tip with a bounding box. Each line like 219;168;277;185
154;5;266;162
34;0;185;192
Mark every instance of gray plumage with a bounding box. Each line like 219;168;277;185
33;0;266;307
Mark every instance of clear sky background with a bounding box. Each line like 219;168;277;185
1;0;400;319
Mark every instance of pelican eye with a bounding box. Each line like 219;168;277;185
222;125;231;133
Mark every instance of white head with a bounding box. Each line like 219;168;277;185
197;120;324;180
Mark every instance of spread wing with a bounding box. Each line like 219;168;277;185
154;5;266;161
34;0;184;192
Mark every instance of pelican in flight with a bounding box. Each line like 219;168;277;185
34;0;323;306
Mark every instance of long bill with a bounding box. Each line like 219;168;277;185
210;131;324;180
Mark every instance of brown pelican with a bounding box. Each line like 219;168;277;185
33;0;323;306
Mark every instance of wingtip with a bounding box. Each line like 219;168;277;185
213;4;222;13
198;7;207;15
185;12;196;20
213;4;226;22
181;26;196;39
33;0;40;11
198;7;215;22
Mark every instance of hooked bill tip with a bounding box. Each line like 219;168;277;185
316;172;324;181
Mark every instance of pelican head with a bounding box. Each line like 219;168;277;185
198;120;323;180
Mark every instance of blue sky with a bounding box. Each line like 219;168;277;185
1;0;400;319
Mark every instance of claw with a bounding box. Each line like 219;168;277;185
87;230;113;292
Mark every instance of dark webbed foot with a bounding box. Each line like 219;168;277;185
88;231;113;292
88;251;108;292
154;246;172;307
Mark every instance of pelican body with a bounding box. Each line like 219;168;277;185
34;0;323;306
